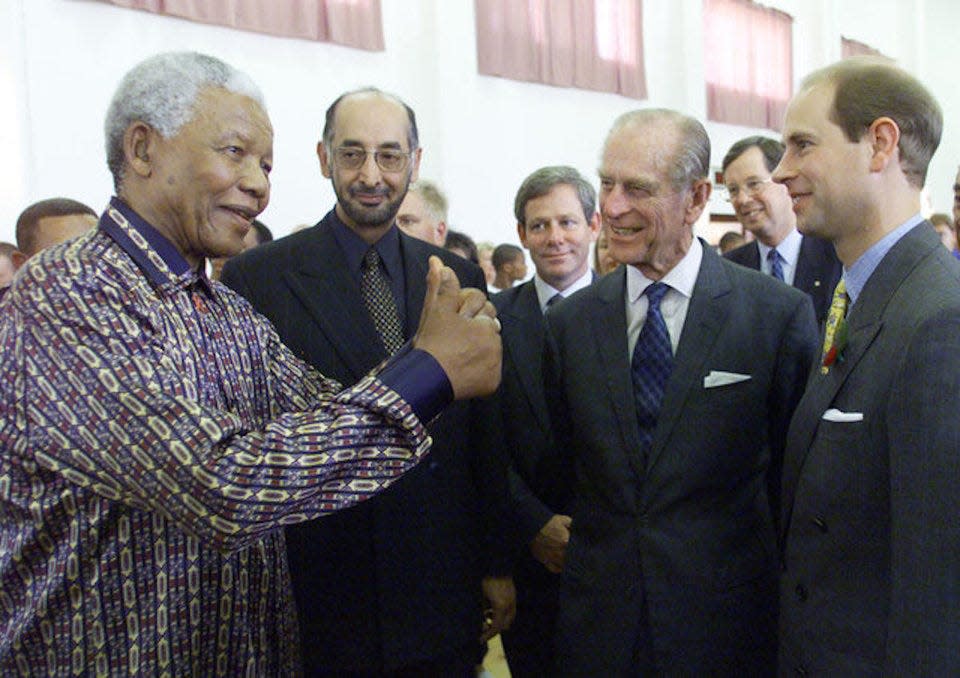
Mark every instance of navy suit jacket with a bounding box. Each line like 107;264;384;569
725;234;841;326
221;210;507;673
779;222;960;675
544;244;818;675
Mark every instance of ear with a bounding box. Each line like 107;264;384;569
123;121;158;179
684;179;712;226
587;211;601;241
410;147;423;183
10;250;27;271
867;116;900;174
318;141;332;179
516;221;528;249
435;219;448;246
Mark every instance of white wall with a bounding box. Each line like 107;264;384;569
2;0;958;248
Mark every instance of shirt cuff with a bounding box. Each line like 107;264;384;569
378;344;453;423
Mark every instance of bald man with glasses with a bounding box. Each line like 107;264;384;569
722;136;841;326
221;87;514;676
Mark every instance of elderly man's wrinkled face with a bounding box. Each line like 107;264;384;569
146;86;272;267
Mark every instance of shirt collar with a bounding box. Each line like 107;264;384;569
757;227;802;269
844;213;924;305
329;209;403;282
627;237;702;303
100;197;212;294
534;268;593;313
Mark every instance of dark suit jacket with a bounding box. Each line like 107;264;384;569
221;210;507;673
543;244;818;675
725;234;841;326
779;222;960;676
491;280;570;675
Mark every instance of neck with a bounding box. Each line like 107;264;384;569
835;193;920;268
119;190;202;270
335;204;392;245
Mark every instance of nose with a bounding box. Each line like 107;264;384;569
771;154;793;186
544;222;564;244
731;188;752;209
240;158;270;207
356;150;383;184
601;184;629;220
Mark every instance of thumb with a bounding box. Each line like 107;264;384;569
422;255;461;315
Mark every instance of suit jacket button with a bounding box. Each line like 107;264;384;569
811;516;828;533
795;584;808;602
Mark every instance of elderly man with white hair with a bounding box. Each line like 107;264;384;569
0;52;501;675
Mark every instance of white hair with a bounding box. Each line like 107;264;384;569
104;52;265;189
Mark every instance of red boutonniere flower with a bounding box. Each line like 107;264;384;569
821;318;848;369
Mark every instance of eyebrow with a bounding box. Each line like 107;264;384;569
339;139;404;150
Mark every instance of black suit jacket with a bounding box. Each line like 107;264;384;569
725;234;841;326
221;210;507;673
544;244;818;675
779;223;960;675
491;280;572;675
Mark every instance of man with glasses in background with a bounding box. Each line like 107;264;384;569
722;136;841;325
221;87;513;677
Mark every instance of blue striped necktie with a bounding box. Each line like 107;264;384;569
631;282;674;452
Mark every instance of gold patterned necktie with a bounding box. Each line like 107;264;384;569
361;248;405;355
820;279;848;374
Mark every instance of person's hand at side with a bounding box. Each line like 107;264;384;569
413;256;502;399
479;575;516;642
530;514;572;573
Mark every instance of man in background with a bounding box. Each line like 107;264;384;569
13;197;97;265
544;108;817;674
222;86;514;677
493;165;599;676
491;243;527;293
775;57;960;675
722;136;841;325
397;178;448;246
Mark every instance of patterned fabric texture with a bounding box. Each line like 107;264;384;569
0;201;432;676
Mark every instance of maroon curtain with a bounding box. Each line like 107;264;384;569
101;0;384;51
475;0;647;99
704;0;792;130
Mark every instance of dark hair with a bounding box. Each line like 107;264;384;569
16;198;97;255
250;219;273;245
444;230;479;264
492;243;524;271
802;57;942;189
513;166;596;227
721;136;785;173
322;87;418;152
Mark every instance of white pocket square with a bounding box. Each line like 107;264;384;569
822;408;864;423
703;371;752;388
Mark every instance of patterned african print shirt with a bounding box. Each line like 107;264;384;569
0;199;448;676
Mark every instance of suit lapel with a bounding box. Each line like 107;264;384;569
501;283;550;431
398;234;431;340
780;223;939;535
645;246;731;474
591;269;647;481
282;223;386;380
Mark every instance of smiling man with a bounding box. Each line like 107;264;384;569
491;165;599;676
722;136;841;325
540;109;818;674
0;53;502;675
221;87;514;677
774;58;960;676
